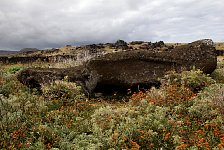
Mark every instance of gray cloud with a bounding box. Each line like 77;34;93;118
0;0;223;50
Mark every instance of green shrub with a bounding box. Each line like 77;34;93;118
0;90;48;149
186;84;224;149
91;102;172;149
0;75;25;97
71;133;103;150
41;80;85;105
7;66;24;74
211;68;224;83
89;82;224;149
131;85;195;107
162;69;215;93
188;84;224;115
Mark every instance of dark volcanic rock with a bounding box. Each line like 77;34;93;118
86;39;216;94
114;40;128;49
216;50;224;56
0;55;77;64
17;39;217;96
151;41;165;48
130;41;145;45
19;48;40;55
17;66;99;95
84;44;104;50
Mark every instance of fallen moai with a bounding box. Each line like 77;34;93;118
17;39;217;96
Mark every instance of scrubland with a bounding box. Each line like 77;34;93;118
0;57;224;150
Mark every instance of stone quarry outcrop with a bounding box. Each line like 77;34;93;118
17;39;217;96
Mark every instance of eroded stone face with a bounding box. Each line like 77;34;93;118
17;39;217;96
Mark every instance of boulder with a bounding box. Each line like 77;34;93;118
17;39;217;96
151;41;165;48
129;41;145;45
86;39;216;94
114;40;128;49
17;66;99;95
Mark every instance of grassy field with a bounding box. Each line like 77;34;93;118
0;57;224;149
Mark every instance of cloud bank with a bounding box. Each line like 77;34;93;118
0;0;223;50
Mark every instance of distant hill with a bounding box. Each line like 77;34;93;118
20;48;40;52
0;50;18;56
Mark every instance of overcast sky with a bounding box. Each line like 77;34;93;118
0;0;224;50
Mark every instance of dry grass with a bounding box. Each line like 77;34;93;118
165;43;187;46
215;42;224;50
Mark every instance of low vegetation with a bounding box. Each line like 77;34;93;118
215;43;224;50
0;57;224;149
